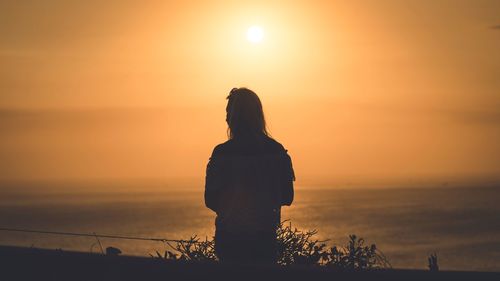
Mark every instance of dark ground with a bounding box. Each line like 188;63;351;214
0;245;498;281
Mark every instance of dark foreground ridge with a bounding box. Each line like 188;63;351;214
1;245;498;281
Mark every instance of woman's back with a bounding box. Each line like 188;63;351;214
204;87;295;263
205;136;294;234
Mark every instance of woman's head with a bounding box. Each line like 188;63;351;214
226;87;270;139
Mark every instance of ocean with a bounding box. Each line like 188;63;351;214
0;182;499;271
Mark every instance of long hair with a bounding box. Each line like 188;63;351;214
226;87;270;140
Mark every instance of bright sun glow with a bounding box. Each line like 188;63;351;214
246;25;264;43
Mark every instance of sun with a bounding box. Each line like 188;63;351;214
246;25;264;43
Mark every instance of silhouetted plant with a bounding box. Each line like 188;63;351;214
276;220;328;266
150;235;216;262
428;253;439;271
323;234;391;269
152;221;391;270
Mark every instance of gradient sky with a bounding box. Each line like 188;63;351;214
1;0;499;186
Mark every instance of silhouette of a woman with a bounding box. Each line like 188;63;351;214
205;88;295;264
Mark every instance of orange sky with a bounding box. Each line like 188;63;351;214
1;0;499;186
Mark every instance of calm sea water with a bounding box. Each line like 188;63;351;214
0;182;499;271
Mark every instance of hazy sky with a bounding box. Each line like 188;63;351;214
1;0;499;186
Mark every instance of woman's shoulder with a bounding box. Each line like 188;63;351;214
211;137;287;157
266;137;286;151
211;140;232;156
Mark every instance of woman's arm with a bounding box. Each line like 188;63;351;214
281;152;295;206
204;147;224;212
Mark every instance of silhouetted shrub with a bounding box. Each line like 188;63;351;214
276;221;326;266
152;221;391;269
151;236;216;262
323;234;391;269
275;221;391;269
